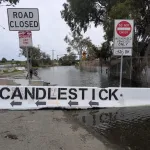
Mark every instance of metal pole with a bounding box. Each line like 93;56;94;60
146;56;149;87
130;56;132;80
120;54;123;87
100;57;102;73
51;50;55;66
57;55;59;66
79;49;82;69
26;47;30;83
52;50;54;61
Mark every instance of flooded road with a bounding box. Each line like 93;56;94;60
38;66;150;150
38;66;107;87
68;107;150;150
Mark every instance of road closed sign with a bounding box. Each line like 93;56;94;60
114;20;134;48
7;8;40;31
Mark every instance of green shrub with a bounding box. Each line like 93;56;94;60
3;70;8;73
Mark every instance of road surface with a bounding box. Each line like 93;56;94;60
0;110;114;150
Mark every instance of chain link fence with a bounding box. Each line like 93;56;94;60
109;56;150;87
80;56;150;87
80;59;109;72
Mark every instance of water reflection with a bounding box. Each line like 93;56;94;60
38;66;150;149
71;107;150;150
38;66;106;87
38;66;140;88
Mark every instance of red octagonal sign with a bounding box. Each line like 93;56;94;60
116;21;132;37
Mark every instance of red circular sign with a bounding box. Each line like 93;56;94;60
116;21;132;37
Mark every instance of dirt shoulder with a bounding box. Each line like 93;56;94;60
0;110;113;150
0;70;25;78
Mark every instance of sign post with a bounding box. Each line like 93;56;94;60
120;54;123;87
18;31;33;82
7;8;40;84
113;19;134;87
26;46;30;81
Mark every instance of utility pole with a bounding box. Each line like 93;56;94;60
51;50;55;66
57;55;59;66
52;50;55;60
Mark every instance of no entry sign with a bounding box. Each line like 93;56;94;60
114;20;134;50
18;31;33;47
116;21;132;37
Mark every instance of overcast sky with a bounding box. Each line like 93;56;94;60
0;0;104;60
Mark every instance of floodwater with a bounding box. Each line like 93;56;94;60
38;66;150;150
69;107;150;150
38;66;108;87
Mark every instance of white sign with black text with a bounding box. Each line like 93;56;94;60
113;48;132;56
18;31;33;47
0;86;149;110
7;8;40;31
114;20;134;49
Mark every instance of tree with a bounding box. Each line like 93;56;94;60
0;0;19;5
78;37;99;60
61;0;119;59
65;32;110;60
100;42;112;60
65;33;98;59
61;0;150;82
11;59;14;65
61;0;118;35
1;57;7;63
41;52;52;65
108;0;150;80
65;33;84;56
20;46;52;67
104;0;148;55
68;52;77;64
61;0;150;57
59;53;77;66
16;61;21;66
67;47;72;54
20;46;41;60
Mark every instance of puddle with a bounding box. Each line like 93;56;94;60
69;107;150;150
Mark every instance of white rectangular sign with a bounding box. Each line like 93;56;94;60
7;8;40;31
0;86;149;110
113;48;132;56
18;31;33;47
114;20;134;48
